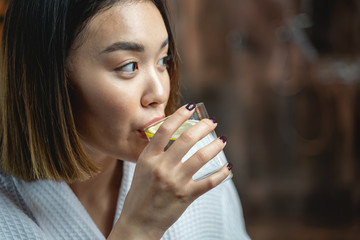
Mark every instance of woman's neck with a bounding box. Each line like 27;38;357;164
69;158;123;238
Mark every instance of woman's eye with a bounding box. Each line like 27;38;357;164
116;62;138;73
158;55;171;68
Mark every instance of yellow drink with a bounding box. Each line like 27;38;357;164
145;119;198;141
144;118;230;181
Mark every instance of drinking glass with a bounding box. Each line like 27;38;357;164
144;102;232;181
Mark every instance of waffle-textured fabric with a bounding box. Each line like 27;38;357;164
0;161;250;240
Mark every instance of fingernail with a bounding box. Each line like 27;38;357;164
227;163;233;171
209;117;217;124
219;136;227;143
186;102;196;111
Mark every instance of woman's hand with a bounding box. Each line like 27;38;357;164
109;103;231;240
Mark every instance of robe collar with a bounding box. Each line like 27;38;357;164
13;161;135;240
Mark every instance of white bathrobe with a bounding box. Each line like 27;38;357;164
0;161;250;240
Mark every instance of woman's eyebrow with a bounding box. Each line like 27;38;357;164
100;42;145;54
160;38;169;49
100;38;168;55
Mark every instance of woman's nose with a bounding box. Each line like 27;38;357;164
141;69;169;107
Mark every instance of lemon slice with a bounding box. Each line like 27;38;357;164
145;119;198;140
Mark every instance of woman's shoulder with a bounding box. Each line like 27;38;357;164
197;178;243;212
0;170;25;205
0;170;21;204
0;171;47;239
162;179;251;240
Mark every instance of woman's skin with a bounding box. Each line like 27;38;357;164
67;1;230;239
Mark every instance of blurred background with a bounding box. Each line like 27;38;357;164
166;0;360;239
1;0;359;239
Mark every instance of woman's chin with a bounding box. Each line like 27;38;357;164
116;144;147;163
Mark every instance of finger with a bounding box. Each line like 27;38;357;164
147;103;196;154
165;118;217;165
189;163;232;198
178;136;227;180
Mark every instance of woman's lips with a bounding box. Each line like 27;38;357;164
138;130;148;140
138;115;165;140
143;116;165;129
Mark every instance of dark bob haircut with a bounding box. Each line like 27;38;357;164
0;0;180;182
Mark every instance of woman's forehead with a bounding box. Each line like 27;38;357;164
77;1;167;52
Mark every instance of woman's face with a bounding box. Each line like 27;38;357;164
67;1;170;163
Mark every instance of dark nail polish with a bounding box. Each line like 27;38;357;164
227;163;233;171
219;136;227;143
186;102;196;111
209;117;217;124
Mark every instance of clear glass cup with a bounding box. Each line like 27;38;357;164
144;102;232;182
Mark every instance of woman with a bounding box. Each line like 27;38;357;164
0;0;250;239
